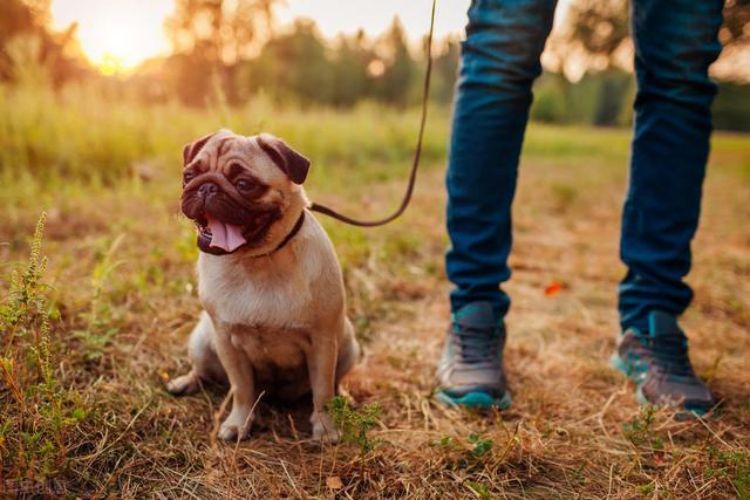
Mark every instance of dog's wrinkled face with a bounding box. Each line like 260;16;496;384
181;129;310;255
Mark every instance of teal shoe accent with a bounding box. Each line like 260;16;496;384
610;351;649;383
609;352;630;378
435;389;512;410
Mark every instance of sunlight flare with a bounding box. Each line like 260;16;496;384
51;0;174;72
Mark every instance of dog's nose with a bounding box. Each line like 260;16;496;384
198;183;219;197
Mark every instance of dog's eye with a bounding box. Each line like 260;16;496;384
183;171;196;184
235;179;253;191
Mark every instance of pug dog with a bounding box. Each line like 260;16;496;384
167;129;360;442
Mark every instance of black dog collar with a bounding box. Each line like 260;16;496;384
200;211;305;258
262;211;306;257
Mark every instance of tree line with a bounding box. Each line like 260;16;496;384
1;0;748;129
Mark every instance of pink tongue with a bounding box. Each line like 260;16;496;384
207;216;247;252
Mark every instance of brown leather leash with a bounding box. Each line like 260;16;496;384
309;0;437;227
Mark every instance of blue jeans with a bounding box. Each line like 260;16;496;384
445;0;724;331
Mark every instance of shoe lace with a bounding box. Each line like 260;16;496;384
641;333;695;378
453;324;501;366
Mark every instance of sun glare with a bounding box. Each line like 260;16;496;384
50;0;472;75
51;0;173;74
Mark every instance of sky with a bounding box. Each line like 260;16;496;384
50;0;571;72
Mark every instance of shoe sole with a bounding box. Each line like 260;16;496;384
434;389;512;410
610;352;708;418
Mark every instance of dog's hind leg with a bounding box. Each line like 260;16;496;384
167;311;226;396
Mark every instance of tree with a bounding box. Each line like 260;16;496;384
562;0;750;77
558;0;631;125
564;0;629;72
165;0;276;106
0;0;37;80
249;19;334;106
713;0;750;82
0;0;84;86
722;0;750;48
329;30;375;107
431;37;460;104
373;17;416;107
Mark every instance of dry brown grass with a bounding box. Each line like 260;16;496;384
1;124;749;498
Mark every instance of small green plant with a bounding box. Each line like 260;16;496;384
327;395;381;455
622;405;662;450
1;214;50;341
637;482;655;495
437;435;455;449
465;480;491;499
725;452;750;499
0;213;87;483
432;432;496;470
707;447;750;498
467;433;493;458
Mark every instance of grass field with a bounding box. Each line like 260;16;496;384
1;87;749;497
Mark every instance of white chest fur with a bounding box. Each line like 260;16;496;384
195;216;342;334
198;252;315;329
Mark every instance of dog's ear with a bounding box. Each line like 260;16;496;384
183;132;216;165
256;133;310;184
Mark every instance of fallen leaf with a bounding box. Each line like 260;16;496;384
326;476;343;490
544;281;563;297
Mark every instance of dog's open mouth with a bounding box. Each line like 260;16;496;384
201;215;247;252
194;211;279;255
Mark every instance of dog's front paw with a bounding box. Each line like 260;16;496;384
218;422;249;442
311;411;341;444
166;371;201;396
218;410;253;442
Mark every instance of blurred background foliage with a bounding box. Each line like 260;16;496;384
1;0;748;122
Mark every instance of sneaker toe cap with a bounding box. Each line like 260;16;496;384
642;378;716;413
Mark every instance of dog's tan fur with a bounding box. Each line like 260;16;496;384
167;130;360;442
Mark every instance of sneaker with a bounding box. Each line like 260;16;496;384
611;310;716;416
435;302;511;409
